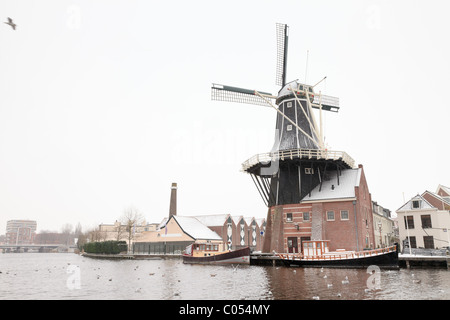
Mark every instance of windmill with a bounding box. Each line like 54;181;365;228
211;23;355;208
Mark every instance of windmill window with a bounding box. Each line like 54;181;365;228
287;125;293;131
287;102;292;108
305;168;314;174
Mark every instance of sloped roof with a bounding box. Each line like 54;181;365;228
396;194;436;212
244;217;254;225
188;214;230;226
255;218;266;228
231;215;244;224
422;190;450;207
303;168;361;202
171;216;222;240
436;184;450;197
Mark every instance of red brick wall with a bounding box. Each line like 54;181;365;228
262;165;376;253
321;201;356;251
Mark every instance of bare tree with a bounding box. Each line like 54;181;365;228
74;222;82;238
112;220;126;241
120;206;145;252
61;223;73;246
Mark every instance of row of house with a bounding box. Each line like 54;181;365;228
133;214;266;255
95;185;449;257
95;171;400;255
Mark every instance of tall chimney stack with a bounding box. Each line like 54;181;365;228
169;182;177;217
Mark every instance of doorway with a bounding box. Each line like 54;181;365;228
287;237;298;253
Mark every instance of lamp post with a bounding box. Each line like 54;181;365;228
378;221;383;248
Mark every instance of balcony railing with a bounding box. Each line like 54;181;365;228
242;148;355;172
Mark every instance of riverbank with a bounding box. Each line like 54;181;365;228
81;252;177;260
399;254;449;269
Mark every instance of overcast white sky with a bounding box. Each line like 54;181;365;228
1;0;449;234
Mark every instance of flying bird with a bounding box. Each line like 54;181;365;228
4;17;16;30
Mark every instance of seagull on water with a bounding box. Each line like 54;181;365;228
5;17;17;30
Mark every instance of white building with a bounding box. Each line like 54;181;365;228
372;201;395;248
396;192;450;251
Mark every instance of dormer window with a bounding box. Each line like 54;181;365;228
412;200;421;209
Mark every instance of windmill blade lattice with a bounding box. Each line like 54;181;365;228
211;84;274;107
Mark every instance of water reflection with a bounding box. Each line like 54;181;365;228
0;253;448;300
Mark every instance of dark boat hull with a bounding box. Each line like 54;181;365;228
183;247;250;265
280;250;399;269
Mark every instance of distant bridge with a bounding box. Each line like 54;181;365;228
0;244;77;252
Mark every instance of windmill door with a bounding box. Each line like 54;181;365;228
287;237;298;253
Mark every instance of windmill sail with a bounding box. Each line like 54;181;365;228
275;23;289;87
211;84;274;107
312;94;339;112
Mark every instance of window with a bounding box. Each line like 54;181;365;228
287;124;292;131
340;210;349;220
407;236;417;248
412;200;421;209
305;168;314;174
303;212;310;221
421;215;432;229
423;236;434;249
286;213;293;222
404;216;414;229
287;102;292;108
327;211;335;221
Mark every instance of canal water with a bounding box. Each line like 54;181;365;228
0;253;448;300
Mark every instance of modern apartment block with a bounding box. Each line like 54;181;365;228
6;220;37;245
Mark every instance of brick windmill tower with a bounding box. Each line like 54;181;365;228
211;24;357;253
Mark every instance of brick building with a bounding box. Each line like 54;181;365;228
186;214;266;252
263;165;376;254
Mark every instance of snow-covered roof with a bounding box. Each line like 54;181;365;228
255;218;266;228
422;190;450;207
188;214;230;226
436;184;450;197
172;216;222;240
303;168;361;202
244;217;254;225
157;217;168;230
231;215;244;224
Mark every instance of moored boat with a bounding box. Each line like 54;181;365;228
182;242;250;265
277;240;399;269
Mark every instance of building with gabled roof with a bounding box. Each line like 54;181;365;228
133;183;266;255
372;201;396;248
187;214;265;251
396;192;450;251
133;215;222;255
